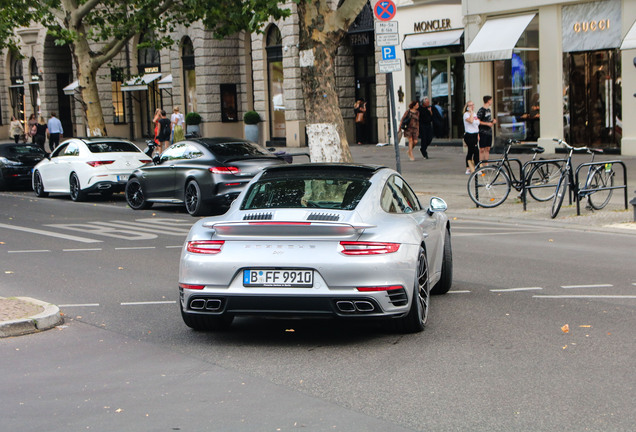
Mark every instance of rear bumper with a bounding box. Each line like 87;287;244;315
179;288;409;319
83;180;127;193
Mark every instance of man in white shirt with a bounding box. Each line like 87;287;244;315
47;113;64;151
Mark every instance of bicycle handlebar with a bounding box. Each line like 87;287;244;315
552;138;588;152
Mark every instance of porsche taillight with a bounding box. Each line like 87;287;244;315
186;240;225;254
338;241;400;255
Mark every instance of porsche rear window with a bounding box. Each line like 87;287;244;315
241;178;370;210
87;142;140;153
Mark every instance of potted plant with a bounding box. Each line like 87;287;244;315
185;112;202;136
243;110;261;143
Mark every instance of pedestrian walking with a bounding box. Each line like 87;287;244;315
400;101;420;161
418;97;433;159
171;107;185;144
33;116;48;151
27;114;37;143
156;109;172;153
9;115;24;144
477;95;497;163
47;112;63;152
354;98;367;145
463;101;480;174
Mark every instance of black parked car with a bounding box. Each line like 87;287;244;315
0;142;48;190
125;137;288;216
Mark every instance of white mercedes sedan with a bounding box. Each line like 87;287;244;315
32;138;151;201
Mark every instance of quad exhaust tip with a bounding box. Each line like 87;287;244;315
336;300;376;313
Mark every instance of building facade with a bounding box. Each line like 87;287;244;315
463;0;636;155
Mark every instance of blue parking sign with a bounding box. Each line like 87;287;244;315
382;46;396;60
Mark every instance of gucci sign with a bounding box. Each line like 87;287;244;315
573;19;610;33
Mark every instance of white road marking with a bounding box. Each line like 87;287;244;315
534;295;636;299
166;245;183;249
448;290;471;294
453;230;559;237
63;248;103;252
561;284;613;289
59;303;100;307
7;249;50;253
114;246;157;251
120;301;177;306
491;287;543;292
0;223;101;243
98;220;190;236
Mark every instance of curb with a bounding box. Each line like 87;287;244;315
0;297;63;338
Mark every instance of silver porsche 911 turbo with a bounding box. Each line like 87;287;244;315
179;163;452;333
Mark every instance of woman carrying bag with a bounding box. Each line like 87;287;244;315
400;101;420;161
9;115;24;144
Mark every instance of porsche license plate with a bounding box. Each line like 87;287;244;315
243;269;313;287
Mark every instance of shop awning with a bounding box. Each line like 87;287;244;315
464;13;536;63
63;80;79;95
158;74;173;89
620;19;636;50
402;29;463;50
121;73;162;92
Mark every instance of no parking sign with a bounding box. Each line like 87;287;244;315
374;0;396;22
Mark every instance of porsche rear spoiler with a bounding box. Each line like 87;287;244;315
201;220;376;238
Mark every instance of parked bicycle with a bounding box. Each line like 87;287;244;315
550;138;615;218
467;139;561;208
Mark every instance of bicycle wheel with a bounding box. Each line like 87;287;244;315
587;166;614;210
527;161;561;202
467;166;511;208
550;173;568;219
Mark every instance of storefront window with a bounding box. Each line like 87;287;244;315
182;38;197;114
9;51;25;125
111;68;125;124
410;46;464;139
494;16;539;143
266;26;285;141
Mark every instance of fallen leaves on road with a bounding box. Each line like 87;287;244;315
561;324;570;333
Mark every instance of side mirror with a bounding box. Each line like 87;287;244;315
427;196;447;215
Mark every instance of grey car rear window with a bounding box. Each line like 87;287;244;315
87;142;139;153
201;142;271;158
241;178;371;210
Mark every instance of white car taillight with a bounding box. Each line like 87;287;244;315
186;240;225;254
86;160;115;167
339;241;400;255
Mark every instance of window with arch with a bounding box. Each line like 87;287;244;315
29;58;41;117
137;32;161;74
9;51;25;124
266;26;285;140
182;37;197;114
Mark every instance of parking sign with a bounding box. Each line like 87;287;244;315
382;46;396;60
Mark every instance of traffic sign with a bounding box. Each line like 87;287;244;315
374;0;397;22
376;33;399;47
381;46;396;60
379;59;402;73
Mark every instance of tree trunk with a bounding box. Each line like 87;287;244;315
298;2;352;163
71;36;107;137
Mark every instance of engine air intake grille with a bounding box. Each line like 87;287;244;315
243;212;273;220
387;288;408;306
307;213;340;221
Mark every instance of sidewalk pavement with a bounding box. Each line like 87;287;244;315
2;140;634;336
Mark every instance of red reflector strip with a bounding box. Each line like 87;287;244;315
224;183;241;186
209;166;240;174
186;240;225;254
248;222;311;226
339;241;400;255
356;285;404;292
86;160;115;167
139;159;152;163
179;283;205;290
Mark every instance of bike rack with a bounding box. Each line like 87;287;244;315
519;158;566;211
573;160;628;215
472;158;523;208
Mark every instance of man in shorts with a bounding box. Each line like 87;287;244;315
477;95;497;163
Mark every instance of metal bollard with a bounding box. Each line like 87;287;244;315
630;190;636;222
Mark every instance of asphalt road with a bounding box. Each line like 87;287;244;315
1;190;635;431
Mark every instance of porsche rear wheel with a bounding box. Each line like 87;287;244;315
394;247;429;333
431;229;452;295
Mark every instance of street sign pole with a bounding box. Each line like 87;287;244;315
386;72;401;174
